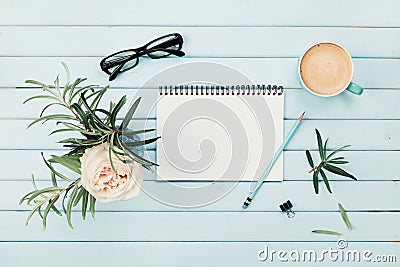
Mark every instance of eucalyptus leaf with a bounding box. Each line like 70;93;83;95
328;160;349;165
315;129;324;160
66;184;79;229
71;103;89;129
25;80;56;96
23;95;59;104
73;186;84;207
89;194;96;218
313;167;319;194
41;153;72;182
27;114;76;128
43;195;60;230
305;150;314;168
124;136;161;147
323;138;328;160
324;164;357;180
312;230;342;236
121;97;141;131
110;95;127;128
81;189;89;220
338;203;353;230
327;145;351;159
320;169;332;193
49;154;81;174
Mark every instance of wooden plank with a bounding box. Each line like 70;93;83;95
0;0;399;27
4;180;399;211
1;57;399;89
284;151;400;181
0;242;398;267
2;119;400;150
2;88;400;120
1;26;399;57
285;120;400;151
0;212;398;241
0;150;397;181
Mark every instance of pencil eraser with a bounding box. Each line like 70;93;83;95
242;204;248;209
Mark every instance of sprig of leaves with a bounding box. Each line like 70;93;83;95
306;129;357;194
20;63;158;229
19;154;93;230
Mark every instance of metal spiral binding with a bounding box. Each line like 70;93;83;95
159;84;284;96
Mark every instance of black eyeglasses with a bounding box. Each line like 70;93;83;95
100;33;185;81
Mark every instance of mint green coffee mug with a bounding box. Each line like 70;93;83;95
298;42;363;97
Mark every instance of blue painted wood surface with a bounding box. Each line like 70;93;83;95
0;0;399;266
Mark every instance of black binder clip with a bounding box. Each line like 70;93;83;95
280;200;295;218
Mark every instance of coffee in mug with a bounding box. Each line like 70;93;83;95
298;42;363;97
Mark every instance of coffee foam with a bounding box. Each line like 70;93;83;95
300;43;352;96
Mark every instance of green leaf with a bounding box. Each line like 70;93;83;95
39;102;65;117
25;199;47;226
27;187;63;205
80;92;111;131
23;95;60;104
123;128;156;136
329;157;345;161
89;86;108;110
328;160;349;165
71;103;89;129
327;145;351;159
51;172;57;187
49;154;81;174
89;194;96;219
110;95;127;128
70;81;92;101
51;203;62;216
54;75;61;95
313;167;319;194
27;114;76;128
315;129;324;160
81;189;89;220
73;186;84;207
66;184;79;229
41;153;72;182
305;150;314;168
323;138;328;159
25;80;57;97
109;132;117;173
124;136;161;147
42;195;60;230
121;97;141;131
320;169;332;193
324;164;357;180
120;141;158;167
338;203;353;230
312;230;342;236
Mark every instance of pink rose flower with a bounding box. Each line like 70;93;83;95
80;143;143;203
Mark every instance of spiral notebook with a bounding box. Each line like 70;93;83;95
156;85;284;181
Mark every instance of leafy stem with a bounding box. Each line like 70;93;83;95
21;63;161;229
306;129;357;194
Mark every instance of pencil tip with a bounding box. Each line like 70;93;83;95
299;111;305;121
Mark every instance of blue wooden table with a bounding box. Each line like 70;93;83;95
0;0;399;266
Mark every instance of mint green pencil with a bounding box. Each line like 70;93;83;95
242;111;305;209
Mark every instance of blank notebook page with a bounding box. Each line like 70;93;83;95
156;88;284;181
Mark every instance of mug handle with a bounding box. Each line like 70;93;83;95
346;82;364;95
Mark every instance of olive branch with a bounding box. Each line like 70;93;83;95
306;129;357;194
19;62;158;229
